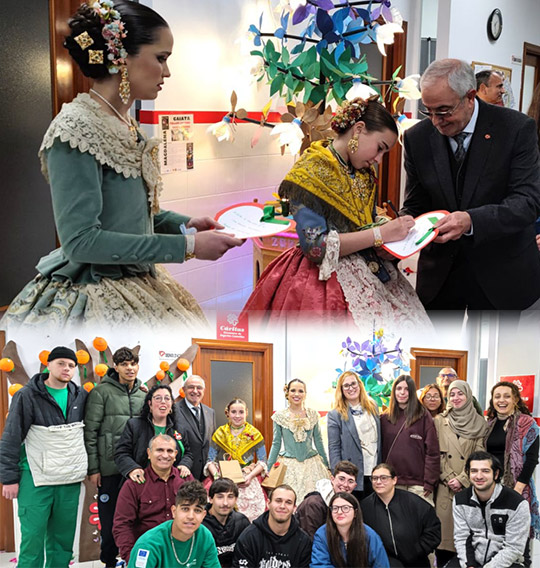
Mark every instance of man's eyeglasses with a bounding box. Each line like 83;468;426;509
419;97;464;118
331;505;354;514
439;373;457;379
372;475;392;483
153;396;172;402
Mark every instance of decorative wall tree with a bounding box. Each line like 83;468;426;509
209;0;420;155
336;329;411;408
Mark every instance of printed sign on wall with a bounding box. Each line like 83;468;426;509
499;374;535;414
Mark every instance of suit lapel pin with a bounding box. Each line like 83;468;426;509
485;134;491;139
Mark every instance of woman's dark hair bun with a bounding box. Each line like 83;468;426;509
64;1;168;79
64;3;110;79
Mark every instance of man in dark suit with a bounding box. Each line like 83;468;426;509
402;58;540;310
176;375;215;480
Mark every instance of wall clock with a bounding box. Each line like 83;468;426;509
487;9;502;41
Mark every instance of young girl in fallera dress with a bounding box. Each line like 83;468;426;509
267;379;330;504
242;98;432;330
205;399;267;522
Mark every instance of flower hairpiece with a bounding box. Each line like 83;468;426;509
331;95;380;134
331;98;368;134
92;0;128;74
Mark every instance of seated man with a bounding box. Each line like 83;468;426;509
114;434;194;563
233;484;312;568
361;463;441;567
203;478;250;567
448;451;530;568
296;460;358;539
128;480;219;568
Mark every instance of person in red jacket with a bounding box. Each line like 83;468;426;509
113;434;193;563
380;375;440;505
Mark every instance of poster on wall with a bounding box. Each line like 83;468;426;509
159;113;194;173
499;374;535;413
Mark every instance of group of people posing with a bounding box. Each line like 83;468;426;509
3;0;540;333
0;345;538;568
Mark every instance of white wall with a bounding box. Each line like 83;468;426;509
436;0;540;107
140;1;294;318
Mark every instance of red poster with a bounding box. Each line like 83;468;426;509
499;375;535;414
216;311;248;341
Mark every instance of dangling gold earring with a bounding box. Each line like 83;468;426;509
347;135;359;154
119;65;130;105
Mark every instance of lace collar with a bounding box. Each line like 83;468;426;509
39;93;163;213
272;407;320;442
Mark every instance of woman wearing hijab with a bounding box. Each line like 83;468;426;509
433;380;487;567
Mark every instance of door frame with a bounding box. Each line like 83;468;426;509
191;339;273;453
520;42;540;112
409;347;468;388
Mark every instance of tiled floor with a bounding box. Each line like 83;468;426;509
0;552;110;568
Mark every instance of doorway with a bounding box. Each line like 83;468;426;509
520;42;540;112
191;339;274;453
409;347;468;389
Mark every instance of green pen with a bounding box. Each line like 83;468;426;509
415;228;434;246
414;217;439;246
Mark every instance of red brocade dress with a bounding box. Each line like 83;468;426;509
242;141;431;330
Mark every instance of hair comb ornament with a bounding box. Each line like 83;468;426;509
74;31;94;50
88;49;104;64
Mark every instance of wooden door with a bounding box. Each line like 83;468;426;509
409;347;468;389
191;339;273;454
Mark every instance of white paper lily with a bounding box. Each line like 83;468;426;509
207;115;235;142
375;22;403;57
396;74;421;100
396;114;421;143
270;118;304;155
346;79;379;101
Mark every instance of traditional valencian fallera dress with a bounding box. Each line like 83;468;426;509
267;407;330;504
205;422;268;522
242;140;431;329
2;93;206;329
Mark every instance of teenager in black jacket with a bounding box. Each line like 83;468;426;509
361;463;441;567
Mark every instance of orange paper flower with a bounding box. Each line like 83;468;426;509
156;370;166;381
177;358;190;372
83;382;95;392
159;361;170;372
38;350;50;366
95;363;108;377
8;383;23;396
0;358;14;372
76;350;90;365
93;337;108;352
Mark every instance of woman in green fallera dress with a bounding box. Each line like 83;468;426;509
2;0;242;330
267;379;330;504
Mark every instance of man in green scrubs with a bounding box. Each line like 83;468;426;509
0;346;88;568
